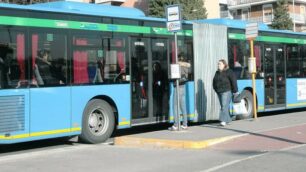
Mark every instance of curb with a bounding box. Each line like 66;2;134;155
114;134;244;149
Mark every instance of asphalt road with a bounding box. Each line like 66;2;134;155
0;128;304;172
0;141;305;172
0;110;305;172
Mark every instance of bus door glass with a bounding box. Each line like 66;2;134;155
264;44;286;108
151;38;169;119
131;38;170;123
131;38;150;120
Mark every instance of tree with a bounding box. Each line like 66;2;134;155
271;0;293;30
149;0;207;20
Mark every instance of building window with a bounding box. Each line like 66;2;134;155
263;4;273;23
301;6;305;14
241;8;249;20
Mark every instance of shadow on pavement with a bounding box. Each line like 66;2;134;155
202;125;305;145
258;107;306;117
0;138;76;155
113;123;171;137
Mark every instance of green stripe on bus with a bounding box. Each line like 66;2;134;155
0;16;193;36
229;33;306;44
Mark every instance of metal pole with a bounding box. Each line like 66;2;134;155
250;39;258;119
174;32;181;130
293;0;296;32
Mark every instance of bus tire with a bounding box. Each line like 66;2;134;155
80;99;115;144
236;90;254;120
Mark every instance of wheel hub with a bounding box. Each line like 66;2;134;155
88;108;108;136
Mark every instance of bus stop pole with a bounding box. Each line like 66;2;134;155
175;32;181;130
250;39;258;119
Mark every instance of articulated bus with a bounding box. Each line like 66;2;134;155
1;2;306;144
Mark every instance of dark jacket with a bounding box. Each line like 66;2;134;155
36;58;59;85
213;68;238;93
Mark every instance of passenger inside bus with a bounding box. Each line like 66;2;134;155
153;61;165;116
34;49;65;86
92;57;105;84
0;46;21;88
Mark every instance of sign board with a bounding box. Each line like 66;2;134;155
170;64;181;79
297;79;306;100
167;21;182;32
166;5;181;22
246;22;258;39
166;5;182;32
248;57;256;73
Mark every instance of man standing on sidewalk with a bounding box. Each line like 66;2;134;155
169;53;191;131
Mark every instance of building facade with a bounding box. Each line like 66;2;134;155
204;0;220;18
221;0;306;32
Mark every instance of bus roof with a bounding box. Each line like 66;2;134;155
195;18;306;36
0;1;167;22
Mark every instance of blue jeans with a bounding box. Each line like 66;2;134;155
217;91;232;123
173;85;188;127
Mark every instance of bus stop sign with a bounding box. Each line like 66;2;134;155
246;22;258;40
166;5;182;32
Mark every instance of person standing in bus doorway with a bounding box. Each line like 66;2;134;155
213;59;238;127
169;53;191;131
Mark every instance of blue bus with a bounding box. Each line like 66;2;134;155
1;1;306;144
196;19;306;120
0;1;195;144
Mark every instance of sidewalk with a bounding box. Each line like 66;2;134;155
114;111;306;149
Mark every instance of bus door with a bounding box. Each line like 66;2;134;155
130;38;169;124
263;44;286;109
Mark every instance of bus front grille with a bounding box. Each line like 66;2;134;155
0;96;25;134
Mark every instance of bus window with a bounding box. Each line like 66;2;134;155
228;40;251;79
301;46;306;77
72;35;102;84
103;37;128;83
172;37;194;81
72;35;128;84
31;33;67;87
254;44;264;79
0;30;27;89
287;45;302;78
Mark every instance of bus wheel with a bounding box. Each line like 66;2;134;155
80;99;115;144
237;90;254;120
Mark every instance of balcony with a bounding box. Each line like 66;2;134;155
219;0;228;4
228;0;276;6
233;13;306;24
229;0;306;6
220;11;231;18
290;13;306;24
234;15;273;23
